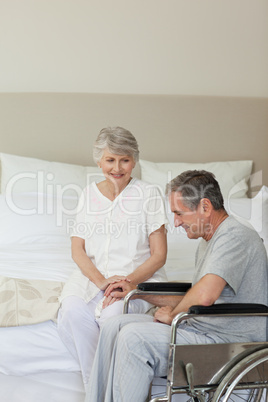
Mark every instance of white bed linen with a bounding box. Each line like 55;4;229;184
0;243;82;386
0;322;84;402
1;372;85;402
0;373;188;402
0;321;80;375
0;243;77;281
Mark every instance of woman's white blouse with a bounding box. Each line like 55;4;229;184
59;178;168;303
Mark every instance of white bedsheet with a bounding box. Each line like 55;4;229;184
0;243;77;281
0;320;84;401
0;321;80;375
1;372;85;402
0;244;81;387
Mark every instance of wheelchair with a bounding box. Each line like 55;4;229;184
123;282;268;402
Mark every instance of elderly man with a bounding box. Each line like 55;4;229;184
85;170;268;402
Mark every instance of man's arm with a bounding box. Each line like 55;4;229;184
104;273;226;314
104;279;183;306
154;273;227;325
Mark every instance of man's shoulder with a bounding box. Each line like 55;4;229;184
219;215;256;236
215;215;265;250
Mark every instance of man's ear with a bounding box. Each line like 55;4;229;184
201;198;213;215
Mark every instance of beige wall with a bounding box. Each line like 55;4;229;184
0;93;267;187
0;0;268;97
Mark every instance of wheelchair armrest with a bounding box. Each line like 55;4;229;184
123;282;191;314
170;303;268;344
188;303;268;315
137;282;191;293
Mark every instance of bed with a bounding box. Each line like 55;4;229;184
0;93;267;402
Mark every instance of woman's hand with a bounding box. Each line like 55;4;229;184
97;275;127;291
104;278;134;298
102;278;135;309
102;294;122;309
154;306;174;325
99;277;128;309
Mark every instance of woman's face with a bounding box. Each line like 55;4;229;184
99;149;136;189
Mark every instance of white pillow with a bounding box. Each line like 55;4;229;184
226;185;268;250
0;153;104;195
139;159;253;199
0;193;78;244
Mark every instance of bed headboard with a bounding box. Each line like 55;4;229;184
0;93;267;187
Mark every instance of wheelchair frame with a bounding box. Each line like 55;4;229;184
123;282;268;402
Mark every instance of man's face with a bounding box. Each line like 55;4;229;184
169;192;210;240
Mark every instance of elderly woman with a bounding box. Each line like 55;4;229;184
57;126;168;384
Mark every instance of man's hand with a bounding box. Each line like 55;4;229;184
154;306;174;325
98;275;127;291
102;293;122;309
104;279;136;299
102;279;137;308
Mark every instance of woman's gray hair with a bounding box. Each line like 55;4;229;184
166;170;224;211
93;127;139;164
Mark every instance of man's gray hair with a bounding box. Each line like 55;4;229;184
166;170;224;211
93;127;139;164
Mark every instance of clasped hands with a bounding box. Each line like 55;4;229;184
102;276;136;309
101;276;174;325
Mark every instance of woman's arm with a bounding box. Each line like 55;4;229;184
103;225;167;305
126;224;167;284
71;237;125;290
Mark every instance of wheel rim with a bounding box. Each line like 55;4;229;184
212;349;268;402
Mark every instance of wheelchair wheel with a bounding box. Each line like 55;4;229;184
212;348;268;402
